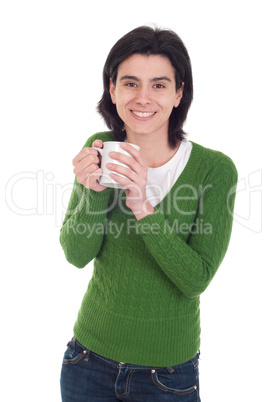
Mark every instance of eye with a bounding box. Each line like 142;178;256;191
153;84;165;89
126;82;137;88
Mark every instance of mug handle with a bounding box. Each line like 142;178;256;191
92;147;104;184
92;146;103;156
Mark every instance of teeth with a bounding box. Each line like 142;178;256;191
132;111;155;117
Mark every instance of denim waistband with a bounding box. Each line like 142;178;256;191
71;337;200;370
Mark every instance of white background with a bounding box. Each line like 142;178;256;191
1;0;266;401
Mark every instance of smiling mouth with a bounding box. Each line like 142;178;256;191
131;111;156;118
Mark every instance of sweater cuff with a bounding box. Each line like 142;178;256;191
86;187;112;205
75;187;112;220
134;207;172;245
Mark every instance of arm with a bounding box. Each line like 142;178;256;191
60;135;112;268
60;184;111;268
136;155;238;297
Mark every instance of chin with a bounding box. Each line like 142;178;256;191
127;124;156;136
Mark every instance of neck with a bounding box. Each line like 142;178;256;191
126;132;180;168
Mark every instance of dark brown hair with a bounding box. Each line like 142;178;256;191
97;26;193;148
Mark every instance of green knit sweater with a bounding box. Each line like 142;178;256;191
60;131;238;367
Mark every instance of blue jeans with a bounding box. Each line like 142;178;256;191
60;337;200;401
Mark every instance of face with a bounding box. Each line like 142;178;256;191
109;54;183;141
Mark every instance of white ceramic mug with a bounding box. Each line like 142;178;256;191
93;141;140;189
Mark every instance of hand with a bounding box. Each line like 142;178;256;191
72;139;107;192
107;142;155;220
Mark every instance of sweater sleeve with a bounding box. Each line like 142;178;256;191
60;184;112;268
136;154;238;298
59;134;112;268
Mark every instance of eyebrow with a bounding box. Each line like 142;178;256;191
119;75;172;83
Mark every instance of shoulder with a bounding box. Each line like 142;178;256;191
191;141;238;175
82;131;115;148
191;141;238;185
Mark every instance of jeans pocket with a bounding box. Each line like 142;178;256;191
151;358;198;396
62;337;89;365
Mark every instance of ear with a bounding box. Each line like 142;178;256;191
109;78;116;104
174;82;184;108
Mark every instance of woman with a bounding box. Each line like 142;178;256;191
60;26;237;401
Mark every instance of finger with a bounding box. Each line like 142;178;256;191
120;142;143;164
87;168;107;191
92;139;103;148
109;172;131;188
78;167;103;188
85;167;103;183
108;154;147;180
73;154;100;175
72;147;98;166
109;152;140;174
78;164;101;178
109;173;144;197
106;163;136;182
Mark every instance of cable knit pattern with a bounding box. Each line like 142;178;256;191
60;131;238;367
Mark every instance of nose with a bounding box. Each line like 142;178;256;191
135;86;151;106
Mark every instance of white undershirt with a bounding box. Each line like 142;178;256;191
146;140;193;207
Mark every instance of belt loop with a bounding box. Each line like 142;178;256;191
83;349;91;362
